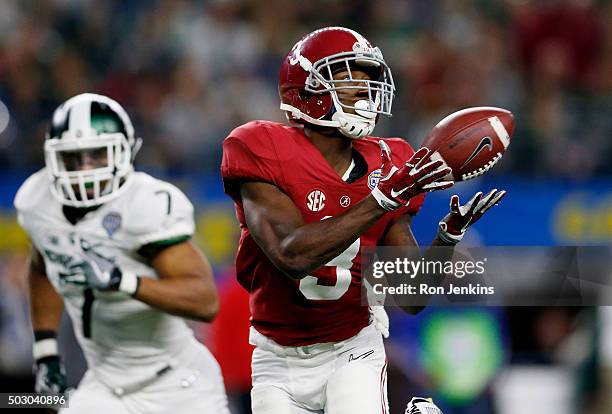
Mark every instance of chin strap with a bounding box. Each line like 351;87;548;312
281;101;377;139
332;111;375;139
330;92;377;139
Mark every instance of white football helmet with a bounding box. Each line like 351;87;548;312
44;93;142;208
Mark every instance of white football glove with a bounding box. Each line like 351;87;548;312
406;397;443;414
364;279;390;338
59;260;139;295
369;305;390;338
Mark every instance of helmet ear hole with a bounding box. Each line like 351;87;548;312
306;78;320;88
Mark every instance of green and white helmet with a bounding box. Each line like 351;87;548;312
44;93;142;207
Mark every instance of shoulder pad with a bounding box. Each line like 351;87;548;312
14;169;50;212
123;173;195;247
222;121;289;201
225;121;283;160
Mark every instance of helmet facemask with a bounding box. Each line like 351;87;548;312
45;130;134;208
305;45;395;139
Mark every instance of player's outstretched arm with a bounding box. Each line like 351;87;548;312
379;189;506;315
28;246;67;393
134;240;220;322
381;189;507;251
240;144;452;280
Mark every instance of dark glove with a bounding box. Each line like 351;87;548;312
34;355;67;394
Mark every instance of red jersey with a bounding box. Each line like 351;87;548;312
221;121;424;346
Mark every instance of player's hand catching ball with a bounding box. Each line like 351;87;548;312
372;141;454;211
437;189;506;245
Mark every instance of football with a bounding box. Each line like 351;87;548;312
421;107;515;181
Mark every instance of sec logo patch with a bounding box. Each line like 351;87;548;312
368;169;382;189
306;189;326;212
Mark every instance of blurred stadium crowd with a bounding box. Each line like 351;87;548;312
0;1;611;413
0;0;610;177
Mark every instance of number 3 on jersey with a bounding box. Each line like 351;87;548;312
299;237;360;300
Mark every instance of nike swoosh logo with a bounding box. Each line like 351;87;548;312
461;136;493;169
349;350;375;362
390;188;408;198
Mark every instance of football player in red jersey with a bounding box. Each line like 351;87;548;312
222;27;505;414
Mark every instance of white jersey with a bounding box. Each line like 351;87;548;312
15;169;203;390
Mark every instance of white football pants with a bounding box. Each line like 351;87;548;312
250;322;389;414
60;345;230;414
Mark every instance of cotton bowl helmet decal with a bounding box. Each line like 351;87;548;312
44;93;142;207
279;27;395;139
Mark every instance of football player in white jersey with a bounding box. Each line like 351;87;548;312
14;93;230;413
